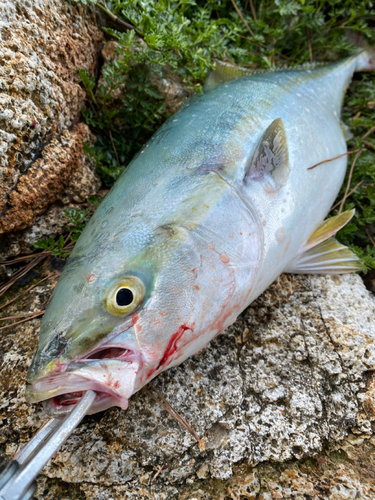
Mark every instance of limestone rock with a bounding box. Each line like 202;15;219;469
0;0;102;235
0;272;375;498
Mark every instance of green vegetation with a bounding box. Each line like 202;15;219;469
33;207;92;257
62;0;375;269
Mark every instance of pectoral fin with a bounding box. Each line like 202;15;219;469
286;209;362;274
244;118;290;190
341;121;354;141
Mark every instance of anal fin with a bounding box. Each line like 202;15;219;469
288;238;362;274
286;209;362;274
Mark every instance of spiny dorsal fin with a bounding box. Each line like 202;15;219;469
302;209;355;253
244;118;290;190
287;237;362;274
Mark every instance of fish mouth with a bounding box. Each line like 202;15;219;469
26;345;141;417
42;389;120;418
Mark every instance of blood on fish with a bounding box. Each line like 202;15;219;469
148;325;193;378
132;314;140;326
54;358;64;371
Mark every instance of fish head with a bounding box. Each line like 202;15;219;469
25;210;242;416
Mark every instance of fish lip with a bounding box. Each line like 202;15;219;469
42;391;117;418
25;372;122;404
26;346;142;413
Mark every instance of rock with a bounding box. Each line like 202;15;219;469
0;123;102;259
0;272;375;498
0;0;103;235
150;65;195;116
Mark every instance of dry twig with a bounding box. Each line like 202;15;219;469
151;465;168;483
338;149;362;214
0;254;47;298
145;384;199;441
365;227;375;247
330;181;364;212
0;272;57;311
109;130;120;166
362;124;375;140
230;0;256;38
306;28;313;64
308;149;360;170
249;0;257;20
0;310;45;332
96;0;144;38
0;252;50;266
0;311;45;322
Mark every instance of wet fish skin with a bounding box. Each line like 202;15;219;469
26;53;371;415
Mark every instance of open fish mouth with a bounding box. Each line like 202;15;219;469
43;389;119;418
26;345;141;417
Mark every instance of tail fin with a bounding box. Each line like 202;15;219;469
354;50;375;72
346;32;375;71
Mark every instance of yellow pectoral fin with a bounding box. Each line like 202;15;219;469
302;209;355;252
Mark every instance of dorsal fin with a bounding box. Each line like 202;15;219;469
244;118;290;190
204;62;254;91
204;60;328;91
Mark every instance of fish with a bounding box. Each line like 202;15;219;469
26;50;374;416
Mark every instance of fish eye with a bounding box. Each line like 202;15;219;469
116;288;134;307
105;276;145;316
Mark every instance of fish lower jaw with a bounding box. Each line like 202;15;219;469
43;390;125;418
26;359;140;416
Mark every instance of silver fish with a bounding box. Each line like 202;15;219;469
26;51;373;416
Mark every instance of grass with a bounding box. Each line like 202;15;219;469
61;0;375;270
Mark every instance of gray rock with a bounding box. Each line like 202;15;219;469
0;272;374;498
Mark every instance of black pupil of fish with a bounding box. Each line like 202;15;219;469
116;288;134;307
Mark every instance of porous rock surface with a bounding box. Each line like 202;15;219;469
1;271;375;498
0;0;102;235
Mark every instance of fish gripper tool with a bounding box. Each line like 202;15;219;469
0;390;96;500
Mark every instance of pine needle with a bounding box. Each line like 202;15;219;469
308;149;360;170
0;310;45;332
145;384;199;441
338;149;362;214
0;272;57;311
0;254;47;298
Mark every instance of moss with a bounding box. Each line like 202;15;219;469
71;0;375;269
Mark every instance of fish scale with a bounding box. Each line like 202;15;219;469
26;51;373;416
